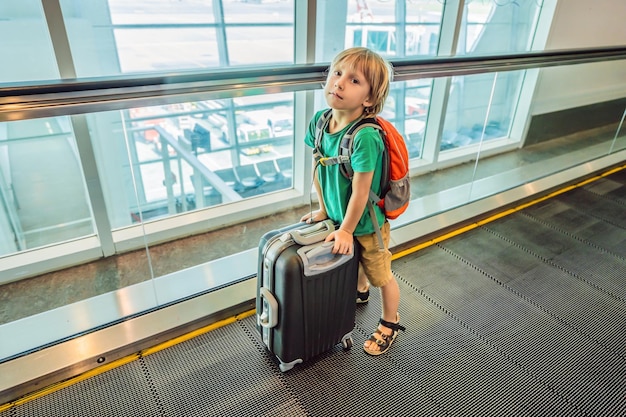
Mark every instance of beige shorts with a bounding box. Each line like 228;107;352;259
355;221;392;288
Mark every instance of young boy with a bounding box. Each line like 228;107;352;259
301;47;405;356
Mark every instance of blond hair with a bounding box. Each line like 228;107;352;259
328;47;393;116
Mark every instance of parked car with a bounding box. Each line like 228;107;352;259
246;109;293;139
267;113;293;138
219;113;272;143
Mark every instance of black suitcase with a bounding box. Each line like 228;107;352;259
256;220;359;372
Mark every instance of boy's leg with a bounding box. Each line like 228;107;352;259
363;272;401;353
380;273;400;324
357;264;370;303
356;222;404;354
357;264;369;292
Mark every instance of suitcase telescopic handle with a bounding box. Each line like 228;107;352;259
258;287;279;328
288;219;335;246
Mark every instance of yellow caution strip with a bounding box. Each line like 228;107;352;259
0;310;256;412
3;354;141;410
392;163;626;260
142;309;256;356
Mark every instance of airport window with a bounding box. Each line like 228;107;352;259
345;0;443;58
0;117;95;253
59;0;295;76
458;0;544;55
0;0;60;82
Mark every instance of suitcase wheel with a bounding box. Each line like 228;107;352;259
342;337;353;350
279;362;294;372
278;358;302;372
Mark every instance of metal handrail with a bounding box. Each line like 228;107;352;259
1;46;625;122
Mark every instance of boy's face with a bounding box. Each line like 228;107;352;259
325;62;373;113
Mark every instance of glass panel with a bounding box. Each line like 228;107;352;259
469;72;626;203
405;1;444;56
222;0;294;24
113;28;220;73
441;71;522;153
107;0;216;24
0;1;59;82
106;93;295;229
459;0;543;55
345;0;443;58
610;108;626;154
408;59;626;216
0;118;95;256
404;82;431;159
225;26;293;66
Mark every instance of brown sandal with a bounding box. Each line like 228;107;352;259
364;314;406;356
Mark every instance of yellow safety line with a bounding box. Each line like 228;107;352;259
1;163;624;412
392;163;625;260
0;310;256;412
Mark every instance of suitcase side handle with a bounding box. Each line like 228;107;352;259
288;219;335;246
298;241;354;276
258;287;279;328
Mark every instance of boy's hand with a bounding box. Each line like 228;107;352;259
326;229;353;255
301;209;328;224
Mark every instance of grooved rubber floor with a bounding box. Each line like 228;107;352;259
2;169;625;416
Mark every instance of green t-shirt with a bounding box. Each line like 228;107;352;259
305;109;385;236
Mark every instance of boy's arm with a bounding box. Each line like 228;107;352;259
301;157;328;223
312;171;328;216
329;170;374;254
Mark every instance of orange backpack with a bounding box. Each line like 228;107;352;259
314;109;410;245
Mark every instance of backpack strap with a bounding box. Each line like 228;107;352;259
314;109;342;168
366;199;385;250
345;119;387;249
314;109;386;249
315;109;375;172
344;118;385;203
